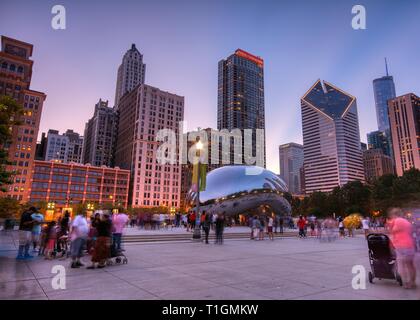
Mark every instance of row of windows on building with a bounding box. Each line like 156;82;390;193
1;61;24;73
135;199;179;207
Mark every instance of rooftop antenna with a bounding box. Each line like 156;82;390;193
385;57;389;76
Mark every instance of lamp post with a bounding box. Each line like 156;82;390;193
192;140;203;240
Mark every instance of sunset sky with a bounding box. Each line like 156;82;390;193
1;0;419;173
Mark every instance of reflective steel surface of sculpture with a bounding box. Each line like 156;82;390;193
187;166;292;217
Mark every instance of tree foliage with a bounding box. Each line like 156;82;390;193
292;169;420;217
0;95;24;191
0;197;22;219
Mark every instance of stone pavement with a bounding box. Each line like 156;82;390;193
1;231;419;300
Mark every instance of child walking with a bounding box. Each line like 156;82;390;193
44;221;58;260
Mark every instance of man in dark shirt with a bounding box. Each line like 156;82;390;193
17;207;36;260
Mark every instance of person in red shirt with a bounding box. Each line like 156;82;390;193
190;212;196;230
297;216;307;238
387;208;417;289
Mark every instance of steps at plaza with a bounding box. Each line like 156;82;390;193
122;231;298;243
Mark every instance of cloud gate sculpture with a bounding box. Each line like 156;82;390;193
187;166;292;218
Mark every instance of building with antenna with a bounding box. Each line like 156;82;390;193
372;58;396;157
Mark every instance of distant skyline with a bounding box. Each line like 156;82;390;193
1;0;419;173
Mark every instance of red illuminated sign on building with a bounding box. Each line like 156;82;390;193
235;49;264;67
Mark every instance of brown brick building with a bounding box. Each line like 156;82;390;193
363;149;394;182
29;160;130;211
0;36;46;202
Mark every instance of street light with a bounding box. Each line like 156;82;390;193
192;139;203;240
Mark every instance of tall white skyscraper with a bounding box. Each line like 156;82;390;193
301;80;365;194
114;43;146;107
114;84;184;208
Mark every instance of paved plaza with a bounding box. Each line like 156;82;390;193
1;231;419;300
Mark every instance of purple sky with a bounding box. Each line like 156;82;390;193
1;0;419;173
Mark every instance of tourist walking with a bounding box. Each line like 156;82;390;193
316;218;322;239
252;216;259;240
87;213;99;254
267;215;274;241
70;211;89;268
309;220;315;237
112;212;128;251
202;211;211;244
387;208;417;289
31;209;44;252
16;207;35;260
215;212;225;245
338;217;345;237
57;211;70;254
279;216;284;234
211;213;217;231
297;216;306;238
249;216;254;239
44;221;58;260
273;215;278;233
362;216;370;238
258;216;265;240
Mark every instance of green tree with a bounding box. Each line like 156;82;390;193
0;96;24;192
307;191;329;217
341;181;371;215
0;197;22;219
393;168;420;196
328;186;344;217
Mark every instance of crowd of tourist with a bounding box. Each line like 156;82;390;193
14;207;128;270
8;204;419;288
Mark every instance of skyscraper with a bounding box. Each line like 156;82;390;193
39;129;84;163
64;129;84;163
217;49;265;167
372;59;396;157
44;129;69;162
114;44;146;107
363;148;394;182
114;84;184;208
373;60;396;133
0;36;46;202
388;93;420;176
301;80;365;194
279;143;304;194
82;99;117;167
367;130;389;155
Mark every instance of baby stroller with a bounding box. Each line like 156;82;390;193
106;236;128;265
56;235;71;260
367;233;402;286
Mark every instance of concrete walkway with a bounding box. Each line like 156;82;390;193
1;231;419;300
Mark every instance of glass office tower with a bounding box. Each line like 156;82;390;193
372;62;396;158
217;49;266;167
301;80;365;193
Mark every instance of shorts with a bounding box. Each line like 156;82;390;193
267;226;273;233
71;237;86;259
395;248;415;262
